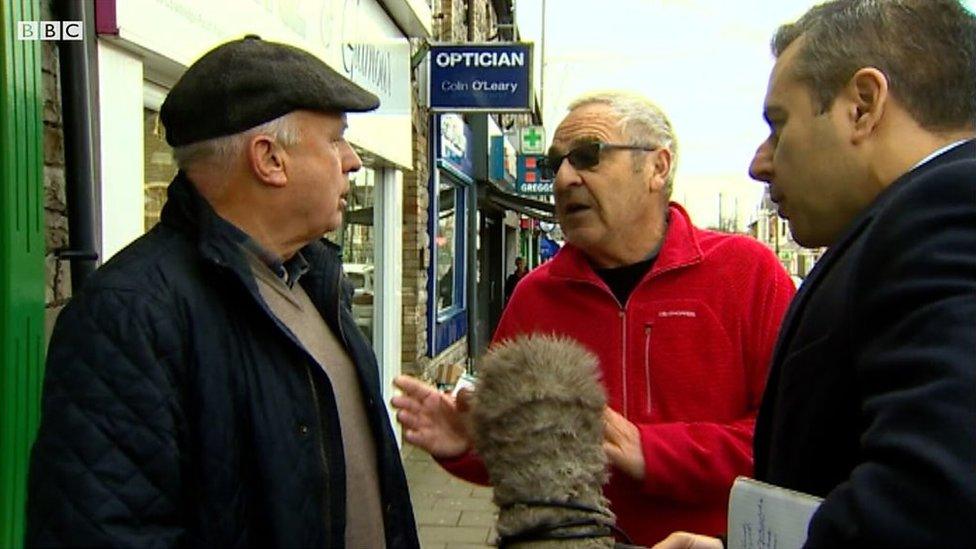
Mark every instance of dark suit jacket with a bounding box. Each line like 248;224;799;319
754;140;976;547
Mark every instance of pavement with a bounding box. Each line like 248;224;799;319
401;444;499;548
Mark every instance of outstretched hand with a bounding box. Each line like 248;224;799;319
392;375;472;459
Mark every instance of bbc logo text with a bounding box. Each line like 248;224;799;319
17;21;83;41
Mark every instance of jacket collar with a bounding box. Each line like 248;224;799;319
548;202;704;284
159;172;343;297
769;138;976;367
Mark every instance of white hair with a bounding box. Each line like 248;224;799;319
171;111;302;171
568;91;679;197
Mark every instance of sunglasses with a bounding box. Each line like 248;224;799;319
540;142;659;179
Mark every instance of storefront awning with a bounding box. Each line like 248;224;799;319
484;182;556;223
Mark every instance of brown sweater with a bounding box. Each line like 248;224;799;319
248;255;386;548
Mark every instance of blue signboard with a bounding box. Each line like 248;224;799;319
516;154;553;196
429;43;533;112
489;135;517;185
437;114;475;179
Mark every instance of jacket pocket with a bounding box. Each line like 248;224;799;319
630;300;740;422
643;323;654;415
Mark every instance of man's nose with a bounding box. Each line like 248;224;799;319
748;140;773;183
343;142;363;174
553;159;582;190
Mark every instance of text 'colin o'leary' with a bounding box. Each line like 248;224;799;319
441;80;519;94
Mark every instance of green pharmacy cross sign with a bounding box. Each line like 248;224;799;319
520;126;545;154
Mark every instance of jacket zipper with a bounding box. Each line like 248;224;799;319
305;366;333;540
644;324;653;414
334;270;350;348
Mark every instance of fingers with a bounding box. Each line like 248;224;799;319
650;532;690;549
390;394;422;415
455;387;474;413
603;407;627;442
395;408;426;430
393;374;436;398
650;532;724;549
402;428;428;449
603;406;624;423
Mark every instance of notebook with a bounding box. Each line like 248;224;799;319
727;476;824;549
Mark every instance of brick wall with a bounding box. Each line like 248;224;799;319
433;0;468;42
401;68;433;377
40;28;71;317
401;0;504;382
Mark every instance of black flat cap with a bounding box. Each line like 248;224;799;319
161;35;380;147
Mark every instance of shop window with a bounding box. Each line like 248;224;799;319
428;170;468;355
436;176;460;313
143;108;177;231
328;167;377;343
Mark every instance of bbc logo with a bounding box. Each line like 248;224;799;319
17;21;84;41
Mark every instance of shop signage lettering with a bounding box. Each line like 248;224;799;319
433;50;525;68
344;42;393;97
519;182;553;194
429;43;533;112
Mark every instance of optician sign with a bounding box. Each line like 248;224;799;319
429;43;533;112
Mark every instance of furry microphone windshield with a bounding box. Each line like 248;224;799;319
468;334;632;548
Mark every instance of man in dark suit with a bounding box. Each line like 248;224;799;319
654;1;975;547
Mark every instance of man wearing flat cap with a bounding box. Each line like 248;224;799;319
26;36;419;548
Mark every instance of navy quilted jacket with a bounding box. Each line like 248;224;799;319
26;173;419;548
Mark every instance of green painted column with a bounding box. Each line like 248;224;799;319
0;0;45;546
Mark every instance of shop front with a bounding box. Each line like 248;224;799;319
94;0;416;425
428;113;473;357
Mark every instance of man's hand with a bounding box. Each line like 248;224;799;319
391;375;472;459
603;407;645;481
651;532;724;549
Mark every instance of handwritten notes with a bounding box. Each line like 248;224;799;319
727;477;824;549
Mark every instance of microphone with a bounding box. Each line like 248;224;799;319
467;334;624;547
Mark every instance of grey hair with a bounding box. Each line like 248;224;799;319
772;0;976;131
171;112;303;170
568;91;679;198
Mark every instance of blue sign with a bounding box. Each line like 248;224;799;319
429;43;533;112
437;114;475;178
489;135;517;185
516;154;553;195
540;235;561;260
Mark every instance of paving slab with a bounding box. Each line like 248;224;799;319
403;445;497;548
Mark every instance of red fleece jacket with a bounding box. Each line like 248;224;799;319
439;203;795;546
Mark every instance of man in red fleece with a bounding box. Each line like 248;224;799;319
393;91;794;546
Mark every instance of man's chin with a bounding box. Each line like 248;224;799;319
789;221;830;249
315;214;342;238
562;226;599;250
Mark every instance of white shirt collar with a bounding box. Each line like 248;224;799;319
911;139;970;170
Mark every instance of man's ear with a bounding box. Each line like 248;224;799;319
248;134;288;187
646;148;672;193
845;67;888;144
